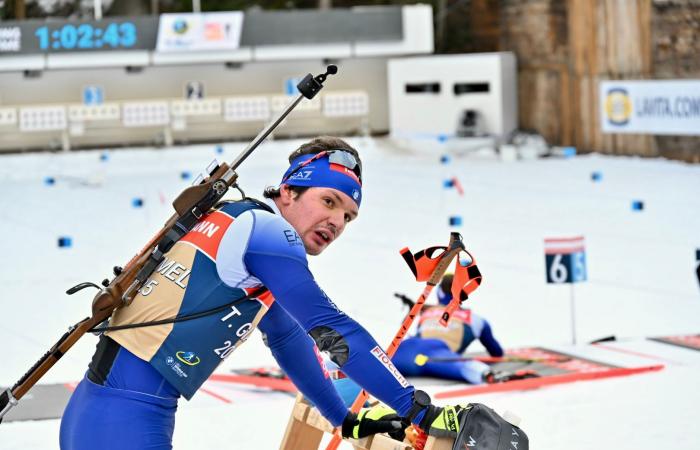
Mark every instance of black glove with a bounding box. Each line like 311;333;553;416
341;405;408;441
417;404;467;438
404;390;466;439
409;390;530;450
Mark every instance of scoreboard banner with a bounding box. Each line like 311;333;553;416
1;8;398;56
600;80;700;136
156;12;244;52
544;236;587;284
0;17;159;55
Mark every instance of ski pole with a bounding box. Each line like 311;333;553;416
324;232;465;450
438;250;481;327
0;65;338;425
414;353;571;366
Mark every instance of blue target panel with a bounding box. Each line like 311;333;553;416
562;147;576;158
132;198;144;208
44;176;56;186
216;145;224;154
545;252;587;283
449;216;462;226
631;200;644;211
181;171;191;180
440;154;451;164
591;171;602;181
544;237;587;284
58;236;72;248
443;179;455;188
100;152;109;162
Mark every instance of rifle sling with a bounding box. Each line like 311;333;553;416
114;198;275;330
90;288;269;333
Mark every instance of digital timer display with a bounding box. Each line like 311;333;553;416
0;17;159;55
35;22;137;50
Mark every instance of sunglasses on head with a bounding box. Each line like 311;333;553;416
282;150;362;184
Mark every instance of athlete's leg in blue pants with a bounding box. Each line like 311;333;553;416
393;337;490;384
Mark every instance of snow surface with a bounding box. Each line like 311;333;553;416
1;137;699;449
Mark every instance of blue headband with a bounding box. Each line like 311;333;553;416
281;153;363;207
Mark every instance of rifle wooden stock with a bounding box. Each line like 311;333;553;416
11;317;93;400
4;165;238;419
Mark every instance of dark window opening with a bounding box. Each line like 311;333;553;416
454;83;490;95
405;82;441;94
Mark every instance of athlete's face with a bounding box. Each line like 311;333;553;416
277;186;359;256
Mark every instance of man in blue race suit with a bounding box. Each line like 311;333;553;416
59;136;477;449
393;274;530;384
331;274;535;409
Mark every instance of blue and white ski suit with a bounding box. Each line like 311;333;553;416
60;199;419;450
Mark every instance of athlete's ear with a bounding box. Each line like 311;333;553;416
278;184;295;206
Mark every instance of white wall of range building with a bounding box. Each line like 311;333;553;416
388;52;518;141
0;5;518;152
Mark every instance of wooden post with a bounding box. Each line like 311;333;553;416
567;0;654;156
279;394;327;450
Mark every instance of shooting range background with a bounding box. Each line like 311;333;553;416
1;136;699;449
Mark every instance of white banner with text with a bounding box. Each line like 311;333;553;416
600;80;700;136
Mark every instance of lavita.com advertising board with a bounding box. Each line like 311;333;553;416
600;80;700;136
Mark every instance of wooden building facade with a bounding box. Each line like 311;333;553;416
462;0;699;162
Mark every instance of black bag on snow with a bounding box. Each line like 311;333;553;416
452;403;528;450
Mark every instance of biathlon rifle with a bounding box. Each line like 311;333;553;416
394;292;415;309
0;65;338;424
